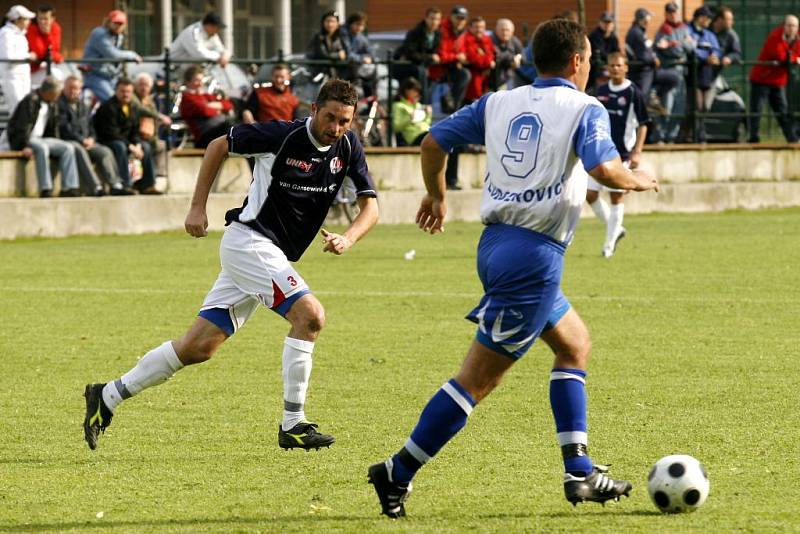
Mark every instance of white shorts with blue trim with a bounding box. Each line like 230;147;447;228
199;222;310;335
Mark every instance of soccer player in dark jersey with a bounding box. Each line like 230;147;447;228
83;80;379;451
588;51;650;257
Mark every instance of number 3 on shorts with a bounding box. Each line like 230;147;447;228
501;112;543;179
287;276;297;287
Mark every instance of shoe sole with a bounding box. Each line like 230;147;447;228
83;384;99;451
567;490;631;506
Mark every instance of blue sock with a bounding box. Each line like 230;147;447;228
391;379;476;484
549;368;593;475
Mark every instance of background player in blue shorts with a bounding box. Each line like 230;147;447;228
83;80;379;452
589;51;651;258
369;19;658;518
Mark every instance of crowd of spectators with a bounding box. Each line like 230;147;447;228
0;3;798;198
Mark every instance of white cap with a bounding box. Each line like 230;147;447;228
6;5;35;21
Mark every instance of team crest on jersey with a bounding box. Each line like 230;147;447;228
286;157;312;172
617;96;627;106
329;156;343;173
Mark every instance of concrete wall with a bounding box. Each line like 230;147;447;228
3;181;800;240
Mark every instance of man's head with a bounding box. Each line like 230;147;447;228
784;14;799;39
6;5;34;29
693;6;713;28
634;8;653;28
400;76;422;102
135;72;154;98
347;12;367;35
36;4;55;34
495;18;515;42
184;65;204;90
598;11;615;34
271;63;291;92
533;18;591;90
62;75;82;103
468;17;486;38
311;79;357;146
606;51;628;83
38;76;61;102
201;12;225;36
106;10;127;34
424;7;442;31
665;2;681;24
713;6;734;31
450;5;468;31
115;78;134;104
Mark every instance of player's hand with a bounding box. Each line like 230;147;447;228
628;150;641;169
416;194;446;234
185;208;208;238
320;228;352;255
632;168;659;192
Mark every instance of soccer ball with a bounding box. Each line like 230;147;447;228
647;455;710;513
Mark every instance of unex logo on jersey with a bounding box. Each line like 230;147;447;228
286;158;312;172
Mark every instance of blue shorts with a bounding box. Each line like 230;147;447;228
466;224;571;359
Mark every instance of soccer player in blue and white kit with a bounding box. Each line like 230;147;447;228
83;80;379;451
588;51;651;258
368;19;658;517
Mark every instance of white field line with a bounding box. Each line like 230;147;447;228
0;286;796;304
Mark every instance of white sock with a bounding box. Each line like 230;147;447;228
606;203;625;248
101;341;184;412
281;337;314;431
590;197;610;225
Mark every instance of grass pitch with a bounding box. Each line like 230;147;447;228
1;208;799;533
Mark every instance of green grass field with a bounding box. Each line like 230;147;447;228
2;209;799;533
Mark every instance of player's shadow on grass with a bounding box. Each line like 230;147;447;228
0;514;373;532
540;509;663;518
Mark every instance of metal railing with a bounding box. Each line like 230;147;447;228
3;47;798;146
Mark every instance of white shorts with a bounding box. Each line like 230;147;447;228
587;160;629;193
199;222;310;335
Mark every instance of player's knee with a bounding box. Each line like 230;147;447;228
557;336;591;368
304;304;326;333
175;337;219;365
289;298;326;334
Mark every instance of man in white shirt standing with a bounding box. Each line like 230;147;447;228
169;12;230;67
0;5;36;114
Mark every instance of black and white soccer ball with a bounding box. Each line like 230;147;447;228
648;454;710;513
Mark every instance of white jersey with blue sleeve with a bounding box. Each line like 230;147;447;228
430;77;619;245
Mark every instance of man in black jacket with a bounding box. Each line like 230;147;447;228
59;75;132;196
393;7;442;103
93;78;160;195
6;77;80;197
626;8;659;97
589;12;620;92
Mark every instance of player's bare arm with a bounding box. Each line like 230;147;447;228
590;157;659;192
417;133;448;234
629;124;648;169
185;134;229;238
321;196;379;255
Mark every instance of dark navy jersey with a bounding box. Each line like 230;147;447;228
595;80;651;161
225;118;377;261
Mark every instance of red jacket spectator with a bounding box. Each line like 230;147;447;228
460;23;495;101
246;85;299;122
749;25;800;87
27;19;63;73
179;91;234;146
429;17;466;81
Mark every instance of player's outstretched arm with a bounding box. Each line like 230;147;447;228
321;196;379;255
185;135;229;238
417;133;448;234
589;157;659;193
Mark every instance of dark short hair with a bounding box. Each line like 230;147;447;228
116;77;134;88
533;18;587;74
469;16;485;26
37;4;54;14
315;79;358;108
425;7;442;17
714;5;734;21
400;76;422;94
272;62;290;73
184;65;204;82
346;11;367;26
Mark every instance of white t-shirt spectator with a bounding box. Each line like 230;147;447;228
30;101;49;138
169;21;227;62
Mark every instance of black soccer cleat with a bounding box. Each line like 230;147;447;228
277;422;335;450
83;383;113;450
368;460;412;518
564;465;632;506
